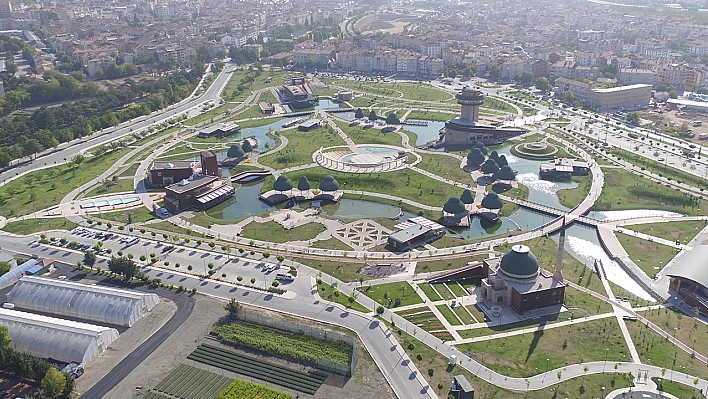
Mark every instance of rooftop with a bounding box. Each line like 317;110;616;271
166;174;219;194
591;84;652;93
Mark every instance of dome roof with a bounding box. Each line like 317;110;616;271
273;175;293;192
319;175;340;191
481;159;500;174
456;86;485;103
460;189;474;204
297;175;311;191
493;165;516;181
227;144;245;158
481;192;503;209
499;245;539;280
443;196;466;214
467;148;485;164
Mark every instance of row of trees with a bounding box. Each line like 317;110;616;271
0;64;206;166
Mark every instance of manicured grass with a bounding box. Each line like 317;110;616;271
258;126;345;169
436;304;462;325
240;220;325;243
452;304;476;324
212;322;352;367
228;164;263;174
357;281;422;308
317;280;371;313
593;168;708;216
616;232;679;278
1;218;78;235
627;319;708;380
396;308;450;339
392;325;632;399
625;220;708;244
492;183;529;217
272;166;456;207
309;237;353;251
117;163;140;178
446;282;468;297
652;377;705;399
416;153;473;185
418;283;442;301
405;110;456;122
613;147;708;191
96;207;155;224
432;283;455;300
0;147;132;217
641;307;708;364
85;179;135;197
233;104;266;120
456;318;629;378
332;119;403;147
558;173;592;208
466;304;489;323
324;79;452;102
145;221;206;238
291;257;373;283
415;255;488;273
233;116;283;129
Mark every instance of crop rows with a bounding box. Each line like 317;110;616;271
142;393;171;399
187;343;326;395
153;364;232;399
212;322;352;367
216;378;291;399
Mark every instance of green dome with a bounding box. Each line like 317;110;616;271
499;245;539;280
473;142;488;155
493;165;516;181
497;154;509;167
227;144;245;158
481;159;500;174
443;196;466;214
297;176;311;191
242;140;253;153
467;148;485;164
319;175;340;191
460;189;474;204
481;192;503;209
273;175;293;192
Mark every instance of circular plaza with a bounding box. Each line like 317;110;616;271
313;144;413;173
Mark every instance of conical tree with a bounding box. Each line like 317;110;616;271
355;108;364;119
443;196;466;214
489;150;499;162
369;110;378;121
493;165;516;181
497;154;509;167
481;159;500;174
467;148;485;164
227;144;245;158
298;175;311;191
473;142;488;155
273;175;293;193
241;140;253;153
460;189;474;204
481;192;503;209
319;175;340;191
386;113;400;125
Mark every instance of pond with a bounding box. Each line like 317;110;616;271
212;116;303;162
403;121;446;145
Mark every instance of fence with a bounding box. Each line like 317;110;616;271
238;310;358;376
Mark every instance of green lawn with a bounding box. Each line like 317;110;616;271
332;119;403;147
405;110;456;122
415;255;488;273
452;304;476;324
625;220;707;243
446;282;468;297
317;280;370;313
85;179;134;197
616;232;679;278
0;147;132;218
640;307;708;365
491;183;529;218
593;168;708;216
416;153;473;185
291;257;373;283
357;281;422;308
309;237;353;251
417;283;442;301
96;207;155;224
436;304;462;325
557;173;592;208
652;377;705;399
117;163;140;178
1;218;78;235
270;166;456;208
466;304;489;323
432;283;455;300
393;325;632;399
456;318;629;378
258;126;345;169
240;221;325;243
627;319;708;380
233;116;283;129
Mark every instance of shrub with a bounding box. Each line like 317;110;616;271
272;280;280;287
237;276;243;281
164;261;170;266
407;342;415;350
251;277;256;284
175;263;180;268
376;306;384;314
437;383;443;390
222;273;227;278
187;265;193;271
139;255;146;261
416;353;422;361
208;262;214;269
428;368;434;377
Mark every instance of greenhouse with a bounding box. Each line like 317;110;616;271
7;276;159;327
0;308;119;364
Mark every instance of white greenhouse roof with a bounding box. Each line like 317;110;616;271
0;308;119;364
7;276;159;327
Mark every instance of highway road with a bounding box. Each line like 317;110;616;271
0;62;236;186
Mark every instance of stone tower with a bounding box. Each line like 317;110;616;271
554;216;565;282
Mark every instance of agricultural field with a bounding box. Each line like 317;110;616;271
188;343;326;395
211;322;352;369
217;379;291;399
152;364;232;399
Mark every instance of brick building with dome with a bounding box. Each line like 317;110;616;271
480;244;565;314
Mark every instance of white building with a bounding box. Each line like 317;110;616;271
7;276;159;327
0;308;119;364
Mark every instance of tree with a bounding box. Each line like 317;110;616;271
0;325;11;351
368;110;378;121
535;77;551;92
488;64;501;80
354;108;364;119
83;251;97;269
224;298;243;319
626;112;640;126
385;113;400;125
304;58;316;70
563;90;575;104
41;367;65;398
0;261;10;276
107;256;138;280
514;71;534;85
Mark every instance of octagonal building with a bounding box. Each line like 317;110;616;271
439;86;525;147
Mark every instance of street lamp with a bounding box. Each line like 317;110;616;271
546;358;549;372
